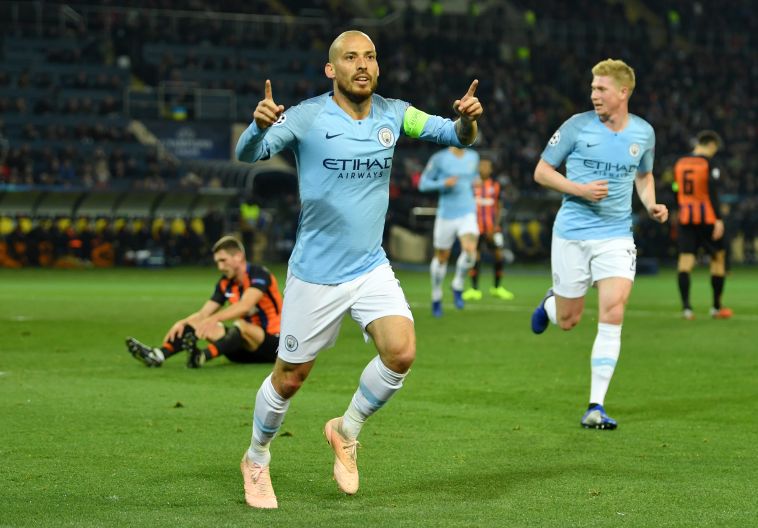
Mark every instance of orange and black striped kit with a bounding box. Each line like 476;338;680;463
674;155;718;225
211;264;282;334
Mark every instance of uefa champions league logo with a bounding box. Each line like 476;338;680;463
548;130;561;146
272;114;287;126
377;127;395;148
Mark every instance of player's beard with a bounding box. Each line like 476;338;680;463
335;75;378;104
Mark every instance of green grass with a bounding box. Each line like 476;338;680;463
1;265;756;527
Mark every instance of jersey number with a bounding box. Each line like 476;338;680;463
682;169;694;195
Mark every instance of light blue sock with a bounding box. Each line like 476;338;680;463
247;374;290;466
341;356;408;439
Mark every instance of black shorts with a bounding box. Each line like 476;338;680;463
477;232;497;253
224;332;279;364
678;224;724;255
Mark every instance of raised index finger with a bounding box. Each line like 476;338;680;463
465;79;479;98
264;79;273;101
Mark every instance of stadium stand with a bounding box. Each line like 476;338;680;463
0;0;755;266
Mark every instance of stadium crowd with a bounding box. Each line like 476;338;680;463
1;0;755;265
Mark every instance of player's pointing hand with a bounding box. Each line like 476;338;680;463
254;79;285;130
453;79;483;122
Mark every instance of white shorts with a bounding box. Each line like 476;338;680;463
278;263;414;364
433;213;479;250
551;236;637;298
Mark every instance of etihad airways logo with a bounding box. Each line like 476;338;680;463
323;157;393;179
583;159;637;179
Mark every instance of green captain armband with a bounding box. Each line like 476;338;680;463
403;106;430;138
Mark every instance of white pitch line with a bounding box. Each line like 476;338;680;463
407;302;758;321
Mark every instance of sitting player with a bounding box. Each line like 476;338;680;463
126;235;282;368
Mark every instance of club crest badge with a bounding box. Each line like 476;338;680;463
629;143;641;157
284;335;298;352
378;127;395;148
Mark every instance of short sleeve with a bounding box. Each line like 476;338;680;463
541;115;581;167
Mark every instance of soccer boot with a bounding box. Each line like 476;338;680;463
125;337;164;367
452;287;465;310
240;454;278;509
182;328;205;368
682;308;695;320
432;300;443;318
581;404;618;430
490;286;515;300
530;288;554;334
324;417;359;495
462;288;483;301
710;307;733;319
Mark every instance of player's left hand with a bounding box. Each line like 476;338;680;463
648;203;669;223
453;79;483;122
194;319;218;340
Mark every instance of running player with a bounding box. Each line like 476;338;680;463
235;30;482;508
418;146;480;316
530;59;668;430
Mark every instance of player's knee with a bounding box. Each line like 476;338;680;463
710;251;726;275
600;306;625;325
678;253;695;272
273;368;309;399
383;341;415;373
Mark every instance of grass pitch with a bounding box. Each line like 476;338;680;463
1;265;756;527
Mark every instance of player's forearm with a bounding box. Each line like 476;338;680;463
418;174;444;192
235;122;270;162
207;303;251;325
534;160;582;196
634;172;657;211
454;118;477;146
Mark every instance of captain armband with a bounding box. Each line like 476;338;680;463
403;106;431;138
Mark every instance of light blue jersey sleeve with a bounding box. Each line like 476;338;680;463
418;152;449;192
235;101;318;162
540;113;585;168
401;105;468;147
637;127;655;174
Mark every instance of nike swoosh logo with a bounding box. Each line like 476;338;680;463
325;132;344;139
586;143;600;148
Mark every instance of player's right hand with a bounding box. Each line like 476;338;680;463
444;176;459;187
253;79;285;130
580;180;609;202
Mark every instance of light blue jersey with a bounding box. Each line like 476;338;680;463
418;148;479;219
236;92;467;284
541;111;655;240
